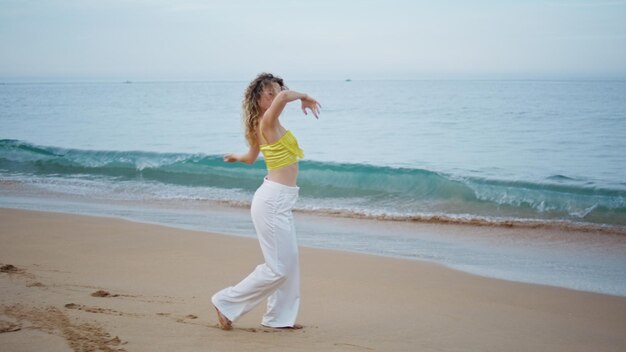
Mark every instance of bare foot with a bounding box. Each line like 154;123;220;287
213;306;232;330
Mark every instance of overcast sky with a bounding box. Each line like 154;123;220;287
1;0;625;81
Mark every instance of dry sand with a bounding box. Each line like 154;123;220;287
1;208;625;351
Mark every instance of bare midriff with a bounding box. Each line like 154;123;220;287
266;162;298;187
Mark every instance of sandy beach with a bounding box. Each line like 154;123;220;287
1;208;625;351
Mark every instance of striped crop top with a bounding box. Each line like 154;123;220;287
259;130;304;170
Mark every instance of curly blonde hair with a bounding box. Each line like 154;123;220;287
242;73;287;146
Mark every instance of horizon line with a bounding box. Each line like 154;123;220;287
2;77;626;84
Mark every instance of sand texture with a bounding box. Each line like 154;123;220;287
1;208;625;351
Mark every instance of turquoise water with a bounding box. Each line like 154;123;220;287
1;80;626;295
0;139;624;228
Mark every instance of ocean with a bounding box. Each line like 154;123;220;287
1;80;625;296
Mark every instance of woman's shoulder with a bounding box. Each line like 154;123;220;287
258;122;287;145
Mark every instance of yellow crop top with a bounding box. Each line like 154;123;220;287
259;130;304;170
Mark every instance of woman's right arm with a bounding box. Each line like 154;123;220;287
224;144;260;164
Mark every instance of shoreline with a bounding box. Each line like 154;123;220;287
1;208;626;351
292;205;626;236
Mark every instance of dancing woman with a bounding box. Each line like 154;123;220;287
212;73;321;330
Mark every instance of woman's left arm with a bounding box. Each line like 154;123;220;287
263;91;321;129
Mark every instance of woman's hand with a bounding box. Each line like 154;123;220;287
224;145;259;165
223;153;238;163
301;96;321;119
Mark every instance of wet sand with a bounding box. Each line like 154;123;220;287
1;208;625;351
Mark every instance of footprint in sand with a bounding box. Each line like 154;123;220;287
156;312;200;323
1;263;37;280
1;264;46;288
0;320;22;333
0;264;21;273
26;282;46;288
65;286;174;304
91;290;119;297
65;303;143;318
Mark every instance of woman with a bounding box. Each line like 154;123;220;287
211;73;321;330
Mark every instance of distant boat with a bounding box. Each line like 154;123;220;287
345;79;352;82
123;80;132;84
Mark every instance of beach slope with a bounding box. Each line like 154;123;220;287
1;208;625;351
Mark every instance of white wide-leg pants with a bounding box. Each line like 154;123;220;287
212;177;300;327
